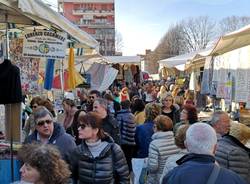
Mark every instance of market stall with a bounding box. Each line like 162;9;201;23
76;55;142;88
200;24;250;124
0;0;98;183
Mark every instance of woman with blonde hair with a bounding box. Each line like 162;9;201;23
174;95;184;111
184;90;195;105
157;85;168;102
171;85;180;98
161;93;180;127
135;103;161;158
147;115;179;184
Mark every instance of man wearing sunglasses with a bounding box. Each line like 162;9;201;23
24;106;76;163
84;90;101;112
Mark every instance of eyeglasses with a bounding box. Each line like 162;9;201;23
37;119;53;126
78;124;87;129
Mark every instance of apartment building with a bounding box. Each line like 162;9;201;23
58;0;115;56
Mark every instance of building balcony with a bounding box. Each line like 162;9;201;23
92;34;115;40
73;9;114;16
77;21;114;28
59;0;114;3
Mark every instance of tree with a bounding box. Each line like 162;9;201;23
218;16;250;36
180;16;216;52
155;23;184;58
115;30;123;52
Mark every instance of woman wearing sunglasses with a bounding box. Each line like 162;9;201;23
23;96;42;138
69;112;130;184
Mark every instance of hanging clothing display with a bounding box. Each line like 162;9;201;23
123;64;133;83
201;56;213;95
87;63;118;92
9;39;40;93
0;59;22;104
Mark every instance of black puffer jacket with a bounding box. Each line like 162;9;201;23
70;136;129;184
102;114;121;145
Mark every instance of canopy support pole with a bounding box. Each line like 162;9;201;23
5;13;14;182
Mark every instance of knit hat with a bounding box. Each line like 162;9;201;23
230;122;250;145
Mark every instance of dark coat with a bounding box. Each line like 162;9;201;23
162;153;247;184
162;105;180;127
116;109;136;145
102;114;121;145
69;136;129;184
113;100;121;115
215;134;250;183
0;59;22;104
135;120;154;158
24;122;76;163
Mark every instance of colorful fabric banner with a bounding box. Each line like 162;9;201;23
67;48;84;90
9;39;40;94
44;59;55;90
68;48;76;90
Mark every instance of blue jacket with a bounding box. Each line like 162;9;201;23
24;122;76;163
135;120;154;158
116;109;136;145
162;153;247;184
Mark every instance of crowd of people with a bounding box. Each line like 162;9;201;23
16;80;250;184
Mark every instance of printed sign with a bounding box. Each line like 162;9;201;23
23;31;67;59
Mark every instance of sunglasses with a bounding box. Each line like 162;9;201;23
89;96;95;99
37;119;53;126
31;105;38;109
78;124;87;129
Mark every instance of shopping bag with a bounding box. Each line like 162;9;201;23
132;158;148;184
139;167;148;184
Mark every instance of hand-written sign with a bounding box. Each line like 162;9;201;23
23;31;67;59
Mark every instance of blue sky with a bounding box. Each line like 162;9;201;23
45;0;250;55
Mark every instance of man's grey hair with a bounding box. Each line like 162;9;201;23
185;123;217;155
95;98;108;110
209;111;227;127
33;106;53;124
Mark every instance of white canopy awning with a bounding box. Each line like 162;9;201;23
158;46;214;71
0;0;99;49
211;24;250;56
103;56;141;64
158;51;199;71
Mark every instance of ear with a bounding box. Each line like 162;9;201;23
93;128;99;135
212;144;217;155
184;140;189;151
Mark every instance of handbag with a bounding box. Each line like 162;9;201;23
76;62;91;88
